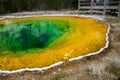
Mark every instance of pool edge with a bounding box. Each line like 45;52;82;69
0;15;110;74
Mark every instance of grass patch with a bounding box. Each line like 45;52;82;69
106;17;120;27
106;63;120;77
106;17;120;23
84;68;93;75
51;74;65;80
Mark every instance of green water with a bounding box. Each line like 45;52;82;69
0;20;69;53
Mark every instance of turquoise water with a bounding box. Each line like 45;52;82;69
0;20;69;53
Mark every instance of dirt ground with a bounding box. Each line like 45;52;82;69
0;14;120;80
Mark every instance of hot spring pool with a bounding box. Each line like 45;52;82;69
0;16;108;71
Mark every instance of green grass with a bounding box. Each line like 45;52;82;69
106;63;120;77
51;74;65;80
106;17;120;23
106;17;120;27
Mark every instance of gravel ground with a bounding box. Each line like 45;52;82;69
0;14;120;80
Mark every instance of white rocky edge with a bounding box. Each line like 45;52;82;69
0;14;110;74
